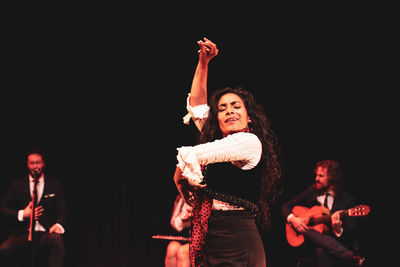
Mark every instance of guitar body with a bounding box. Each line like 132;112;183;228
286;205;330;247
285;204;370;247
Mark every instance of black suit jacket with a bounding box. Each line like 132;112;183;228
0;175;67;236
281;185;358;244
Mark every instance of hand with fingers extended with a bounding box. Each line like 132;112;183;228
23;201;44;221
197;37;219;64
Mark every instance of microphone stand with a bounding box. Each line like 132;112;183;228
28;176;37;242
28;174;38;267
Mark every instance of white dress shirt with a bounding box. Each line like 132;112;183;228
170;196;193;232
317;192;334;211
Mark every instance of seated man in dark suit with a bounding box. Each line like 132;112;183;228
281;160;365;267
0;147;67;267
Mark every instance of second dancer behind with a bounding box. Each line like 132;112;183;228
174;38;282;267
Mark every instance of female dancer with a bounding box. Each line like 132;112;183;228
174;38;281;267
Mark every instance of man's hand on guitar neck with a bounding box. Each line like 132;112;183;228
331;211;344;237
287;214;308;233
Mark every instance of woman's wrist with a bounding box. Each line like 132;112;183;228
198;57;211;67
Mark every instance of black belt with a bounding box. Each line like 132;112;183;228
200;187;259;215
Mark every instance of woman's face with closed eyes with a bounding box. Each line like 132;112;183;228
217;93;250;136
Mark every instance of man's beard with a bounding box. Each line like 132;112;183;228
32;170;42;179
313;182;329;194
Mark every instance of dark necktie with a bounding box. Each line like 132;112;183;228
323;193;330;209
32;179;39;204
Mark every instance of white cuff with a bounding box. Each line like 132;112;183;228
183;93;209;125
287;213;295;223
54;223;66;234
333;227;343;237
176;146;204;183
18;210;25;222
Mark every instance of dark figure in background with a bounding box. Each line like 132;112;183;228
281;160;365;266
174;38;282;266
0;147;67;267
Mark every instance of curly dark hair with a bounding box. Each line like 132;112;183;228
198;86;282;230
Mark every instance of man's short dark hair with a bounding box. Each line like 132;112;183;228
25;146;46;160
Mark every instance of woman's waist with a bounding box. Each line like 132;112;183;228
210;199;257;221
208;210;257;231
202;187;259;214
212;199;244;211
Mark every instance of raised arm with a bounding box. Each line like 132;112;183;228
189;37;219;107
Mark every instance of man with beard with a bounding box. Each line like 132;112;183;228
0;147;66;267
281;160;365;266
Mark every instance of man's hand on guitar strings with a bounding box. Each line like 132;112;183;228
288;215;309;233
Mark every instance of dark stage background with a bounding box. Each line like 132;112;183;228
1;7;396;267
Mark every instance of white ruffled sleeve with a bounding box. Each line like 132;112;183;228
176;132;262;183
176;145;204;183
182;93;210;129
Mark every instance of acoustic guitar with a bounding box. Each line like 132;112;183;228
286;204;370;247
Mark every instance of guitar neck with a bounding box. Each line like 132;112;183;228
309;210;347;226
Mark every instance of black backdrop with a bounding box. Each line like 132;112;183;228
1;6;396;267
